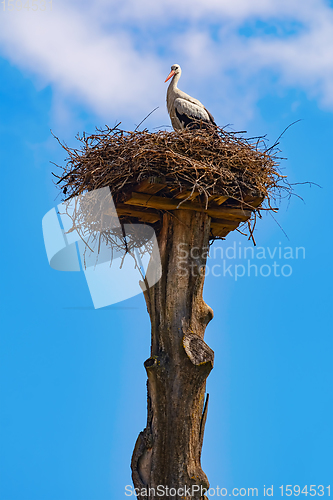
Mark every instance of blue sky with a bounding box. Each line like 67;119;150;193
0;1;332;499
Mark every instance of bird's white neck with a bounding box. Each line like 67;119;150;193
169;71;181;90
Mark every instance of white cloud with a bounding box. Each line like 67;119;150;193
247;13;333;106
0;7;165;122
0;0;333;127
81;0;324;25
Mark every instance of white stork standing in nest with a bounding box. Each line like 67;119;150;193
165;64;216;131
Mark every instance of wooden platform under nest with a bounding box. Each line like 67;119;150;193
116;176;264;239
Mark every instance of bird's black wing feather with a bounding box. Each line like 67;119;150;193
175;108;217;130
175;108;205;129
204;107;216;126
174;98;216;130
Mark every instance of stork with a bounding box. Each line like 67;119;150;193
165;64;216;131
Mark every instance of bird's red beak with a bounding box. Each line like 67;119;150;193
165;70;175;83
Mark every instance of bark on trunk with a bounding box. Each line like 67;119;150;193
131;209;214;500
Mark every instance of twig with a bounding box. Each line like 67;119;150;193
134;107;159;131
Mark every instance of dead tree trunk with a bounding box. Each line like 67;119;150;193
131;209;214;500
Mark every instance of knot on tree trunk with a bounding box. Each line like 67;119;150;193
183;333;214;367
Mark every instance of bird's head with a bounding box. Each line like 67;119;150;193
165;64;181;82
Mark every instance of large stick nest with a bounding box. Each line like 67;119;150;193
53;124;290;243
